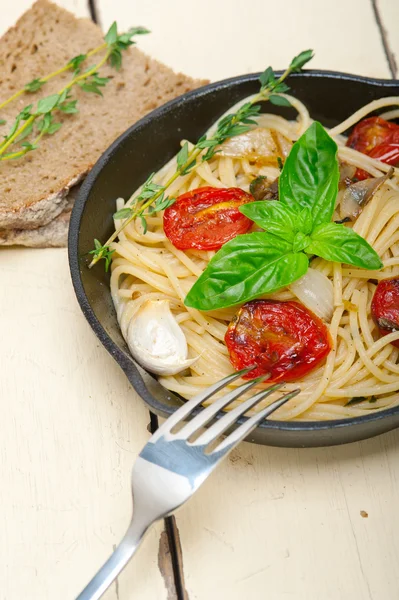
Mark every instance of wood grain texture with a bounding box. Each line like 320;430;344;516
91;1;399;598
96;0;391;81
176;434;399;599
1;1;399;599
0;249;168;600
376;0;399;77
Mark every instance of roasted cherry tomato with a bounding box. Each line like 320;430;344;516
163;187;253;250
368;142;399;165
371;278;399;348
346;117;399;180
225;300;332;382
347;117;398;154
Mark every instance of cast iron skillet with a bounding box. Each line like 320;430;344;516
68;70;399;448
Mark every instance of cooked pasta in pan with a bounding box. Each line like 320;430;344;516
108;83;399;421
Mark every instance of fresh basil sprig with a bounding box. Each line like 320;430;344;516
279;121;339;227
185;233;308;309
185;122;383;311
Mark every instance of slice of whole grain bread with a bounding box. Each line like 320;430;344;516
0;0;207;238
0;184;79;247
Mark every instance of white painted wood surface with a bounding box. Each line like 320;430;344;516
0;249;168;600
378;0;399;78
0;2;398;600
97;0;391;81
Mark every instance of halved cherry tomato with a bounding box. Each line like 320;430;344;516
371;278;399;348
163;187;253;250
368;142;399;165
346;117;399;180
225;300;332;382
347;117;398;154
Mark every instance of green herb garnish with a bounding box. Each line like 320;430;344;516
89;49;314;268
0;23;149;161
88;239;115;272
185;122;382;311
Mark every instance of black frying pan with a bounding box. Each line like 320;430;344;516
68;70;399;447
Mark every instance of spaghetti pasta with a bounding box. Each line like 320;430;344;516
110;95;399;421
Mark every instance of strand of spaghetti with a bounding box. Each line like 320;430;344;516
195;161;226;187
338;147;399;185
357;287;374;347
374;215;399;255
331;331;356;380
160;259;228;341
111;263;175;297
163;242;206;277
188;175;202;191
326;380;399;398
256;114;298;138
218;156;237;187
329;96;399;137
333;262;343;306
113;240;191;278
350;290;398;383
380;109;399;120
352;185;385;239
377;232;399;258
349;345;393;385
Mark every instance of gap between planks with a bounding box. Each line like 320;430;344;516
370;0;397;78
87;0;99;23
150;413;189;600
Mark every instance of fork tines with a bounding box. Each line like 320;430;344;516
152;369;300;452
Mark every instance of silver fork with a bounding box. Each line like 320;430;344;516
76;369;300;600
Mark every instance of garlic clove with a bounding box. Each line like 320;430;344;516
290;268;334;322
126;299;198;376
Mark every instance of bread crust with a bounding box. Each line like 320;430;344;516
0;0;207;237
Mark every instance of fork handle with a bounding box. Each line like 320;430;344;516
75;520;148;600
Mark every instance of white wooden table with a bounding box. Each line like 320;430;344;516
1;1;398;599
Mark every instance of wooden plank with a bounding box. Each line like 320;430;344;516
175;433;399;599
0;0;90;37
0;248;168;600
96;0;390;81
377;0;399;77
94;1;399;598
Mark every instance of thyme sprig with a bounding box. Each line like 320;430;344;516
89;49;314;269
0;23;149;161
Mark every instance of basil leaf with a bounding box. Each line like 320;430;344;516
306;223;383;270
297;207;313;235
279;121;339;227
184;232;308;310
240;201;298;241
240;202;314;240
